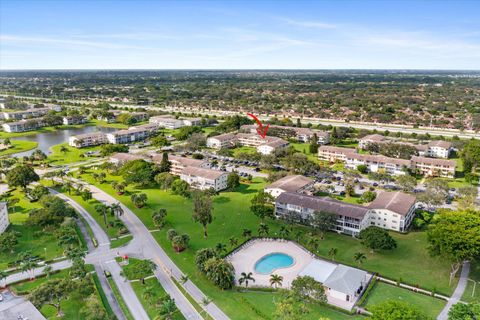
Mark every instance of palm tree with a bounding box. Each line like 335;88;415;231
131;193;147;208
353;252;367;266
0;270;7;288
278;226;290;238
242;228;252;239
18;253;38;280
238;272;255;288
180;274;189;284
60;145;69;154
328;247;338;261
307;236;319;251
43;265;53;278
142;286;156;301
63;181;73;195
111;203;124;217
215;243;226;256
269;274;283;288
95;204;109;228
228;237;238;247
258;223;269;237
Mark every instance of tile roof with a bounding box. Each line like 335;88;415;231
323;265;368;295
276;192;370;219
319;146;357;154
180;166;227;180
266;175;313;192
427;140;452;149
411;156;456;167
368;191;416;216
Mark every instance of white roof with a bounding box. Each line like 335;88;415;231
323;265;368;295
298;259;337;283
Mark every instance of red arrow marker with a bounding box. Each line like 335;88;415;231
247;113;269;139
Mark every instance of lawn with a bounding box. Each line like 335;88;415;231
47;142;103;165
131;277;185;319
462;260;480;303
74;168;458;319
91;119;130;129
0;139;37;156
290;142;318;162
363;282;446;319
10;267;109;320
0;189;66;270
232;145;258;157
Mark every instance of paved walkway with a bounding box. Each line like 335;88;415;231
72;178;229;320
437;261;470;320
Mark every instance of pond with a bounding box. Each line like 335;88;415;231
10;126;117;157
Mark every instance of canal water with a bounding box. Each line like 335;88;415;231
11;126;117;157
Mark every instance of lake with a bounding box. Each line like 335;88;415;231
11;126;117;157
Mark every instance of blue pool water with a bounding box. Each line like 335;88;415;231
254;253;294;274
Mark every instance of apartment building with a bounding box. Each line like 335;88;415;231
275;191;417;236
2;118;46;133
180;166;228;191
109;153;147;165
411;156;456;178
345;153;410;176
257;137;289;155
206;133;237;149
0;202;9;234
69;132;108;148
152;154;207;175
149;116;184;129
318;146;357;162
63;115;88;125
130;112;149;122
240;124;330;144
182;117;202;126
3;107;50;120
265;175;314;198
106;126;152;144
425;140;453;158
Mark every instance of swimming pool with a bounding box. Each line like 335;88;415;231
254;253;294;274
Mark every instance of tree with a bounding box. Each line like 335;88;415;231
171;234;190;252
0;231;19;253
60;145;69;154
360;190;376;203
131;193;148;208
192;191;213;238
0;270;7;288
448;302;480;320
155;172;176;190
369;300;428;320
195;248;217;273
6;164;39;190
357;164;368;174
396;175;417;192
417;189;446;210
310;211;337;239
158;294;178;319
461;139;480;173
242;228;252;239
171;179;190;197
427;210;480;285
150;135;170;148
238;272;255;288
43;265;53;278
353;252;367;266
258;223;269;237
269;274;283;288
273;290;309;320
309;133;319;154
152;209;167;228
95;204;109;228
81;189;92;202
120;160;155;187
29;279;75;317
359;226;397;252
158;152;171;173
344;182;355;197
457;186;478;210
80;294;108;320
328;247;338;261
250;190;274;221
203;257;235;290
226;172;240;191
111;202;124;217
18;251;39;280
290;276;327;302
228;236;238;247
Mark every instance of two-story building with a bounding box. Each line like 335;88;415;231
63;115;88;125
206;133;237;149
265;175;314;198
410;156;456;178
152;154;207;175
345;153;410;176
149;116;185;129
180;166;228;191
3;107;50;120
69;132;108;148
425;140;453;158
318;146;357;163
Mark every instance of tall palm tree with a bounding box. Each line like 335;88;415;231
228;237;238;247
242;228;252;239
95;204;109;228
111;203;124;217
142;286;155;301
238;272;255;288
258;223;269;237
63;181;73;195
269;274;283;288
328;247;338;261
278;226;290;238
0;270;7;288
215;243;226;256
353;252;367;266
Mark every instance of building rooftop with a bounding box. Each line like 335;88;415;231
411;155;456;167
368;191;416;216
110;153;146;162
71;131;107;139
347;153;411;167
276;192;370;220
319;145;357;154
266;175;313;193
152;154;205;167
208;133;236;142
427;140;452;149
181;166;226;180
323;265;368;296
360;134;386;142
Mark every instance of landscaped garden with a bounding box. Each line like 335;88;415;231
47;143;103;165
70;167;459;319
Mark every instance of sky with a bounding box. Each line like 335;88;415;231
1;0;480;70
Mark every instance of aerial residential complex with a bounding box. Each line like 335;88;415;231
149;115;201;129
318;145;456;177
179;166;229;191
265;174;314;198
275;190;417;235
207;132;289;155
240;124;330;144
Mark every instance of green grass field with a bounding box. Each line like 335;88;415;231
0;139;38;156
47;142;102;165
363;282;446;319
290;142;319;162
131;277;185;319
74;168;457;319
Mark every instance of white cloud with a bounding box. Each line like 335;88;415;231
280;17;337;29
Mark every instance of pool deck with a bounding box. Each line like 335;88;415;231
227;239;315;288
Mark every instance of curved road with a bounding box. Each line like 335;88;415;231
437;261;471;320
